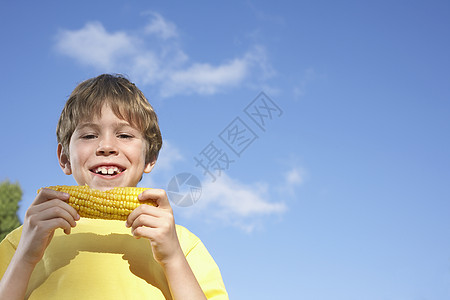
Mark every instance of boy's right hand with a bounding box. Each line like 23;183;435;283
16;188;80;266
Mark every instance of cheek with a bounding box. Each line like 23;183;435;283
131;140;147;157
69;141;91;166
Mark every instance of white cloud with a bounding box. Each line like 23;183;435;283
243;45;276;80
55;22;136;70
178;173;287;233
201;174;286;217
161;58;248;97
54;13;274;98
144;12;178;39
286;167;303;186
282;166;305;197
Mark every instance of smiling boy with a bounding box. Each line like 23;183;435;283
0;74;228;299
60;105;153;190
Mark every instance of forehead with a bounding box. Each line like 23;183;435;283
78;102;138;127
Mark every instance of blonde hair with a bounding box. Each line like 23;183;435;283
56;74;162;163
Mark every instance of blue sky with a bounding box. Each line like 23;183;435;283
1;1;450;299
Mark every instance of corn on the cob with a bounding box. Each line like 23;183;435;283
39;185;154;220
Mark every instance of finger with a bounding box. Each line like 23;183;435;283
26;212;76;237
138;189;171;209
29;199;80;221
26;204;78;232
132;225;156;239
35;188;70;205
126;204;159;227
129;213;162;231
41;217;74;235
38;205;79;228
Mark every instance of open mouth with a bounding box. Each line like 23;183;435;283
90;166;125;176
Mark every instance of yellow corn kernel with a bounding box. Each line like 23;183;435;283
39;185;153;220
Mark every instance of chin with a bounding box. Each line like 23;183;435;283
88;181;120;191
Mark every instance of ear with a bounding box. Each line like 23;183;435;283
57;144;72;175
143;160;156;174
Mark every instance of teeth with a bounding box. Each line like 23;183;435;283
94;166;121;175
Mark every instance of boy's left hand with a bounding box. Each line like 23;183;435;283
126;189;183;266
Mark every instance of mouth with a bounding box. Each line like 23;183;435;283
90;165;125;177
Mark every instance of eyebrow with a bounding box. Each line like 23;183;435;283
76;122;99;130
76;120;134;130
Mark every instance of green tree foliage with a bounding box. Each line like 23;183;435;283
0;180;22;241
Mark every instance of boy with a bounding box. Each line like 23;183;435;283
0;74;228;299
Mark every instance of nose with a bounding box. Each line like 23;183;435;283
96;136;118;156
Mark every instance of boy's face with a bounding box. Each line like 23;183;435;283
58;104;154;191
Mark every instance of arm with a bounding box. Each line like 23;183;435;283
127;189;207;300
0;189;79;300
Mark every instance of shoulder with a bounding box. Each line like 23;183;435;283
174;225;214;263
0;226;23;275
175;224;202;254
175;224;198;239
0;225;23;249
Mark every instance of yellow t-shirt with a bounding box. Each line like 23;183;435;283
0;219;228;299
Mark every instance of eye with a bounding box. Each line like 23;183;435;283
82;134;97;140
117;133;133;139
